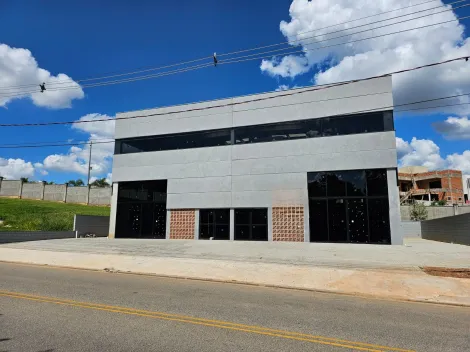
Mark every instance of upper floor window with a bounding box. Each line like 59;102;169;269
115;111;393;154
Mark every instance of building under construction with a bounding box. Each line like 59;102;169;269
398;166;464;205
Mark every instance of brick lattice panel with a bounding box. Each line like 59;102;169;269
170;210;195;240
272;206;304;242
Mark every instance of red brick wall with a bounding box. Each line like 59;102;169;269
272;206;304;242
169;210;195;239
441;176;464;204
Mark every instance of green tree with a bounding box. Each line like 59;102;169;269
90;178;109;188
409;201;428;221
20;177;29;183
43;181;55;185
67;179;84;187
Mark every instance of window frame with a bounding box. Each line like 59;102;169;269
234;208;268;241
115;110;394;154
199;209;230;240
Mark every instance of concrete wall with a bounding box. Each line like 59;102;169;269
421;213;470;245
0;181;111;205
89;187;112;205
0;231;76;244
21;182;44;200
401;221;422;238
44;184;67;202
0;180;22;197
65;186;89;204
115;76;393;138
114;132;397;210
74;215;109;237
400;205;470;220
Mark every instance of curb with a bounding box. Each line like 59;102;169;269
2;259;469;308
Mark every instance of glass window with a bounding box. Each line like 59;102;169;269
343;170;366;197
348;198;368;243
115;111;390;154
366;169;388;196
118;180;167;203
119;129;231;154
368;199;390;244
309;199;328;242
199;209;230;240
116;181;167;239
326;172;346;197
328;199;347;242
308;172;327;197
234;119;321;144
234;209;268;241
322;112;384;137
308;169;391;244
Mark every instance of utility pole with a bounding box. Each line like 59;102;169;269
87;141;92;186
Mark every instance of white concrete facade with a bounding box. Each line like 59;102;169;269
110;76;402;244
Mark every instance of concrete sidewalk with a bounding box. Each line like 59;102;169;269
1;238;469;306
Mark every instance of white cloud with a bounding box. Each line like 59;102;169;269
395;137;412;159
42;113;115;180
433;116;470;139
261;0;470;115
0;158;35;179
72;113;115;139
0;43;84;108
397;137;470;174
275;84;299;91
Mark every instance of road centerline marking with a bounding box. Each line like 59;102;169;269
0;290;414;352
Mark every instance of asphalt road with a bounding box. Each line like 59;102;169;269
0;262;469;352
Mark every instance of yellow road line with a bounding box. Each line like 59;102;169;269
0;290;414;352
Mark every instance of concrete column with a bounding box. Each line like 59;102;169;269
108;183;119;239
18;180;24;198
194;210;200;240
229;208;235;241
267;207;273;241
85;185;90;205
41;182;46;200
63;183;68;202
303;199;310;242
387;168;403;245
165;209;171;239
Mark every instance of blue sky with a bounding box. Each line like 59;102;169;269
0;0;469;183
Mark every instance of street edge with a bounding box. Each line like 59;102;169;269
1;259;469;308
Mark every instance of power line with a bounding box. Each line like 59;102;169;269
0;56;468;128
0;140;114;149
2;14;468;99
284;0;444;38
217;0;469;59
0;0;462;92
219;15;470;65
0;99;468;149
0;63;214;98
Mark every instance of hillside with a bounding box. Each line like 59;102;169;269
0;198;110;231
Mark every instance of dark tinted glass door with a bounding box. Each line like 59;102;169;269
328;199;347;242
348;198;368;243
309;199;328;242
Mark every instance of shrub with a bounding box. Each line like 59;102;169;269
409;201;428;221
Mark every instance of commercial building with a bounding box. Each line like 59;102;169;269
109;76;402;244
398;167;464;205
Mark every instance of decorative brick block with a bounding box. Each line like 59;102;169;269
272;206;304;242
170;210;195;240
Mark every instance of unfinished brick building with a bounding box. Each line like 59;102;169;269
398;166;464;205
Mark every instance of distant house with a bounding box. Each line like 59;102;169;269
398;166;464;205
